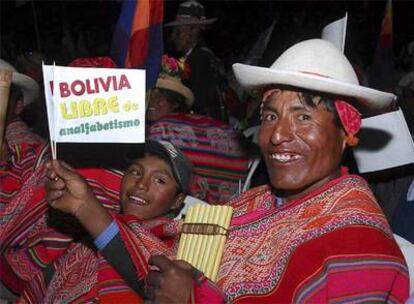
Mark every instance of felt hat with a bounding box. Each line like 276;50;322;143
165;0;217;27
233;39;396;114
0;58;39;105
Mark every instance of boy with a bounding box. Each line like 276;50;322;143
34;140;193;302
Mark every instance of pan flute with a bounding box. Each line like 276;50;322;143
176;204;233;282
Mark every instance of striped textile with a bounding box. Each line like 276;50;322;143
19;214;178;303
110;0;163;89
148;113;249;204
0;164;123;295
191;172;409;303
0;119;50;209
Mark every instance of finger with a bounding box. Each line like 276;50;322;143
47;190;64;203
174;260;194;271
146;270;163;288
148;255;175;273
47;179;66;190
46;161;53;169
46;168;57;180
51;160;79;182
49;198;62;209
58;160;76;172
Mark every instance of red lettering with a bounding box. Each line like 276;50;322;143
98;76;112;92
49;81;54;95
118;74;131;90
85;79;96;94
58;74;131;98
60;82;70;97
71;80;85;96
94;78;99;94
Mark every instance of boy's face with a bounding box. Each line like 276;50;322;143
120;153;184;220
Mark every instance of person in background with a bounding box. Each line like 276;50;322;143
143;39;409;303
0;58;49;302
18;141;192;303
0;58;49;208
147;55;249;204
165;0;227;121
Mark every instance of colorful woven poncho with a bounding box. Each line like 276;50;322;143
148;112;249;204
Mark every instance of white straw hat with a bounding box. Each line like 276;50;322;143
156;75;194;109
0;58;39;105
233;39;396;113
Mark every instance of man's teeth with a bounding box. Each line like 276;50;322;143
147;107;157;111
129;196;148;205
270;153;300;162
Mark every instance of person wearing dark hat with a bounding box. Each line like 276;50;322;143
166;0;227;121
143;39;409;303
147;55;249;204
27;140;193;302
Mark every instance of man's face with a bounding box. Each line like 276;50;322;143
258;90;346;201
120;153;183;220
170;25;193;53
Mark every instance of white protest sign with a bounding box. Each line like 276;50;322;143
50;66;145;143
353;108;414;173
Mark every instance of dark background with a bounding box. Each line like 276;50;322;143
1;0;414;72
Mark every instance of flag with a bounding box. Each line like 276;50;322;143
230;18;276;105
244;19;277;66
110;0;163;89
369;0;397;92
321;13;347;53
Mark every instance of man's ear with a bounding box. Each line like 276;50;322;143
171;192;186;210
340;129;347;151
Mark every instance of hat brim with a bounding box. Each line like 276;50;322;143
12;72;39;105
233;63;395;115
164;17;217;27
156;78;194;109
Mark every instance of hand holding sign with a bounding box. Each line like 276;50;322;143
45;160;96;215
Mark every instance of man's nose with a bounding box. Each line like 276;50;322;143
271;118;293;145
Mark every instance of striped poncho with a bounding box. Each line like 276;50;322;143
148;113;249;204
0;119;49;209
192;172;410;303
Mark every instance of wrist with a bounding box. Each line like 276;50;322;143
73;196;113;239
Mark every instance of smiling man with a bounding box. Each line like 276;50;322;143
144;39;410;303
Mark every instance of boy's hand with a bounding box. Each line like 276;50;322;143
45;160;96;216
145;255;194;304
